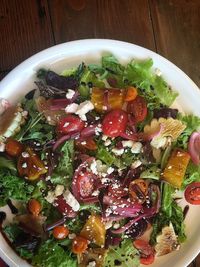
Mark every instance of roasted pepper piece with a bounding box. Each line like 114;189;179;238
91;87;125;113
162;149;190;188
80;215;106;247
17;147;47;181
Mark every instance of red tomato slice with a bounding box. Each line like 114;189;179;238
102;109;128;137
57;115;85;135
54;195;77;218
133;239;154;257
184;182;200;205
140;254;155;265
127;96;147;123
77;171;96;198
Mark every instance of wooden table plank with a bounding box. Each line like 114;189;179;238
0;0;54;71
149;0;200;87
48;0;155;50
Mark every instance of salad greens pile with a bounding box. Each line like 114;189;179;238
0;53;200;267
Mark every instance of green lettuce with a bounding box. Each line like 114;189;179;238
51;140;74;186
182;161;200;189
0;170;34;206
177;114;200;149
0;157;16;172
104;239;140;267
32;239;77;267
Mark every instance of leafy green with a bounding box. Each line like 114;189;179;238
140;166;161;180
104;239;140;267
79;203;101;213
78;67;105;98
32;239;77;267
65;216;85;234
150;183;186;245
182;161;200;189
0;170;34;206
51;140;74;186
177;114;200;149
3;224;34;259
0;157;16;172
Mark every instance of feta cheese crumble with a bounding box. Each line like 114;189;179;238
65;103;78;113
75;100;94;121
63;189;80;211
66;89;75;99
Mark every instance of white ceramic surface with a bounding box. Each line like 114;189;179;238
0;39;200;267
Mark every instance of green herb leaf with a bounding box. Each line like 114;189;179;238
182;161;200;189
104;239;140;267
0;157;17;172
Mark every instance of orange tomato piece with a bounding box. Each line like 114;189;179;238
162;149;191;188
28;199;42;216
80;215;106;247
129;179;149;204
17;147;47;180
5;139;23;157
72;236;88;254
91;87;125;113
53;225;69;240
125;87;138;102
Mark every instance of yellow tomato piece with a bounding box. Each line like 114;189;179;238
162;149;190;188
91;87;125;113
80;215;106;247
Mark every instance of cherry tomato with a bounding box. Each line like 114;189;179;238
72;236;88;254
53;225;69;240
57;115;85;135
75;138;97;151
133;239;154;257
184;182;200;205
28;199;42;216
127;95;147;123
125;87;138;102
108;183;128;197
54;195;77;217
129;179;149;204
102;109;128;137
5;139;23;157
77;171;96;198
140;254;155;265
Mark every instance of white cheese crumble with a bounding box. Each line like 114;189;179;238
122;140;134;148
112;148;124;156
66;89;75;99
0;142;5;152
54;185;65;196
131;160;142;169
102;135;108;141
65;103;78;113
68;233;76;239
63;189;80;211
75;100;94;121
107;167;114;174
104;139;111;146
105;221;113;230
131;142;142;153
45;191;56;204
87;261;96;267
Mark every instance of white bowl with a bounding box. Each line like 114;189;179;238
0;39;200;267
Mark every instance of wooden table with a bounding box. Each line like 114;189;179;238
0;0;200;266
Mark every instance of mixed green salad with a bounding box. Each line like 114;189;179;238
0;54;200;267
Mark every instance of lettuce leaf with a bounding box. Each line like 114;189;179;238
0;170;34;206
182;161;200;189
104;239;140;267
32;239;77;267
177;114;200;149
51;140;74;186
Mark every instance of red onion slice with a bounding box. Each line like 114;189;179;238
188;132;200;165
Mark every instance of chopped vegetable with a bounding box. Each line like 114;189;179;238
72;236;88;254
53;225;69;240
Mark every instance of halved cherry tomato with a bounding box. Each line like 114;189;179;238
102;109;128;137
5;139;23;157
75;138;97;151
108;183;128;198
53;225;69;240
72;236;88;254
54;195;77;218
77;171;96;199
140;254;155;265
184;182;200;205
133;239;155;258
127;95;147;123
57;115;85;135
129;179;149;204
125;87;138;102
28;199;41;216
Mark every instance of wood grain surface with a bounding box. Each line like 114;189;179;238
0;0;200;266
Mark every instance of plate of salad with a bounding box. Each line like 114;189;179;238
0;39;200;267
